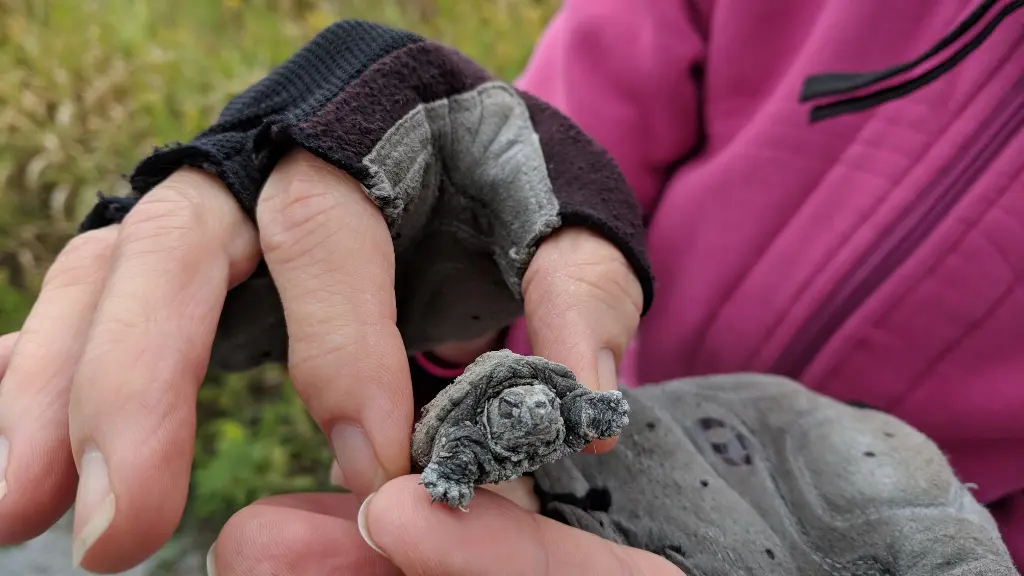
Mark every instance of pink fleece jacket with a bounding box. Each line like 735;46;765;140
505;0;1024;564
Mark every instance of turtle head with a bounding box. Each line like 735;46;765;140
485;384;564;458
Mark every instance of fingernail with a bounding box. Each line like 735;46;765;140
329;460;346;487
72;445;116;568
597;348;618;391
357;492;388;559
0;435;9;503
206;542;219;576
331;422;386;494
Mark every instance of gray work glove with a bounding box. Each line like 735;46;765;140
533;373;1019;575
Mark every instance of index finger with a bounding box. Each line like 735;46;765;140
256;151;413;498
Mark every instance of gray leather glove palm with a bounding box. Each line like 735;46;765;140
533;374;1019;575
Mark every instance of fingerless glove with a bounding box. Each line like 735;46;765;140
79;20;653;370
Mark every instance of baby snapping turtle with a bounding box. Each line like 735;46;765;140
411;349;630;509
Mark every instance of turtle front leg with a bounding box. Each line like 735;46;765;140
583;390;630;439
563;389;631;451
420;422;492;510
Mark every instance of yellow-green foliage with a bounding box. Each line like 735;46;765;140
0;0;557;528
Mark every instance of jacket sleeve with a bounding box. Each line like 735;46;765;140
515;0;707;217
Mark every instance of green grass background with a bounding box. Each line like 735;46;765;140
0;0;558;535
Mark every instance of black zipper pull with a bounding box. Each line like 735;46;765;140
801;0;1023;122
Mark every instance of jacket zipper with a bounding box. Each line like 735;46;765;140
771;74;1024;379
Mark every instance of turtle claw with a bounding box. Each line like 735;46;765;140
420;464;475;509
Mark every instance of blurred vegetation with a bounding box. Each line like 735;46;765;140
0;0;558;533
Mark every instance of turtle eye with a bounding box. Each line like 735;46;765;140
499;397;518;417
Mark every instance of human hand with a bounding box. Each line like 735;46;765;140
0;149;642;573
206;475;683;576
0;20;650;573
211;374;1020;576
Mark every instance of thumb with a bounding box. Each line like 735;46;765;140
522;227;643;451
360;475;684;576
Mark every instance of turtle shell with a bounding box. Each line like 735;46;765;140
411;349;582;469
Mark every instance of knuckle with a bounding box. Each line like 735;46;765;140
104;169;256;270
572;258;642;305
256;175;341;258
43;229;117;291
526;245;643;319
118;187;202;251
59;229;118;263
257;154;385;261
136;175;208;219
